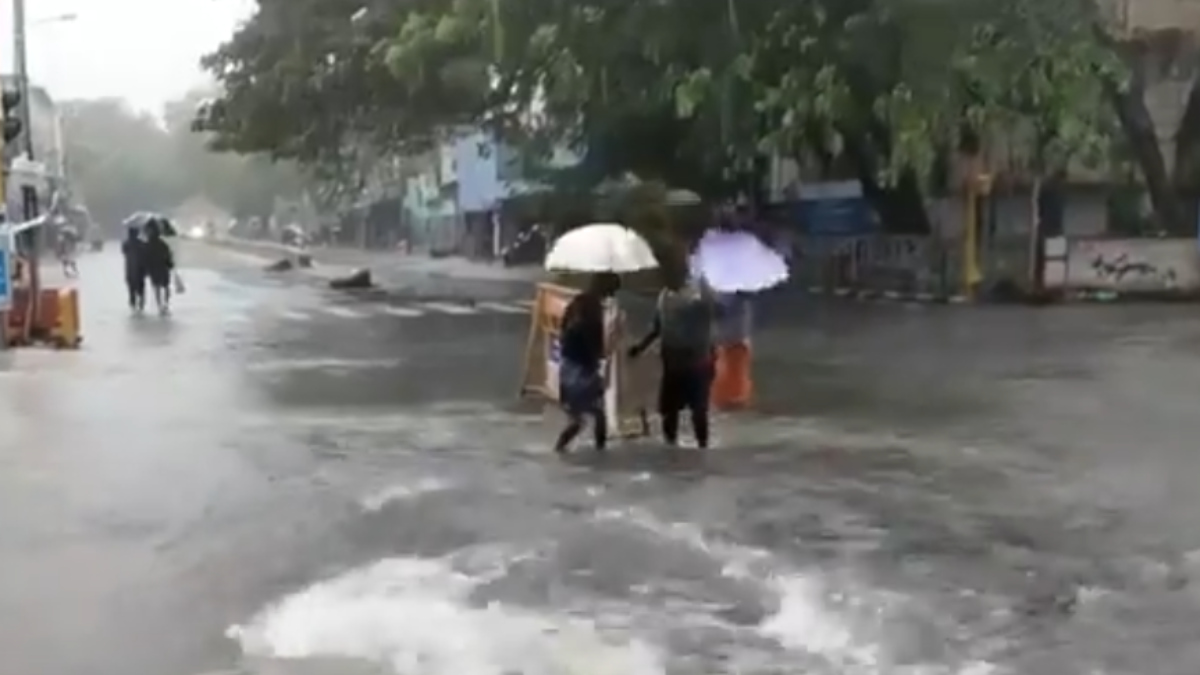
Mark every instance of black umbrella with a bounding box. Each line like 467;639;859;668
122;212;177;237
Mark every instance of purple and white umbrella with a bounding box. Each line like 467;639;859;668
690;229;788;293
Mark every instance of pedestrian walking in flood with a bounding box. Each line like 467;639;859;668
553;272;621;455
143;220;175;315
711;291;754;409
121;226;147;314
56;227;79;278
629;261;718;449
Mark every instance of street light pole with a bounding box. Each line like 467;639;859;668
13;0;33;160
10;0;41;334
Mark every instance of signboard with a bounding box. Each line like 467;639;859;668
519;282;649;438
791;180;877;236
0;235;10;312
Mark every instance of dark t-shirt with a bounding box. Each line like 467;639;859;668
121;239;145;277
144;238;174;275
559;292;605;370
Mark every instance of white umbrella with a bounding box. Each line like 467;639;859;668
544;222;658;273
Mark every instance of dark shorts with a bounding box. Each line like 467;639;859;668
148;269;171;288
658;352;714;414
559;359;604;416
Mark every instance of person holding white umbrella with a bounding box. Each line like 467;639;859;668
553;272;621;454
544;223;657;455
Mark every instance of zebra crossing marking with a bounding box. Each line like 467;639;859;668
271;300;532;322
324;306;371;319
418;301;477;315
378;305;425;317
476;301;527;314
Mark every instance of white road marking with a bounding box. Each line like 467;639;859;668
323;306;371;319
476;301;528;314
513;299;535;309
279;310;312;321
378;305;425;317
418;301;477;315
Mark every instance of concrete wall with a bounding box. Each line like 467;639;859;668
1044;237;1200;294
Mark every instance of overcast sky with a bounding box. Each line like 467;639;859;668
0;0;255;113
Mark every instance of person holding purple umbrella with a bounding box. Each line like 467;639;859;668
692;209;785;409
711;290;754;409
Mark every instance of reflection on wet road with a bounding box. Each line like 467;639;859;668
2;243;1200;675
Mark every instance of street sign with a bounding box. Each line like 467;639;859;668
0;235;10;312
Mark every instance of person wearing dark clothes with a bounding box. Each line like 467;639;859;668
121;226;147;313
554;272;621;455
143;221;175;314
629;270;717;449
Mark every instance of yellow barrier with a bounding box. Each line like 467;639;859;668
48;287;81;349
519;282;657;438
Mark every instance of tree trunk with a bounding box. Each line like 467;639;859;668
1172;71;1200;227
1106;63;1187;234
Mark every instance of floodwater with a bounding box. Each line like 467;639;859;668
2;245;1199;675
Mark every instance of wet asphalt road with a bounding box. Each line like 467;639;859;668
2;242;1200;675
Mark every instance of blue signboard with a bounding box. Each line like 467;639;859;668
0;239;9;312
789;180;877;237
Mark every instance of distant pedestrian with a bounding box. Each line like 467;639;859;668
143;220;175;315
711;291;754;409
553;272;621;455
56;227;79;277
629;262;718;449
121;226;147;313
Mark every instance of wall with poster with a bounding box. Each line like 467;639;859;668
1042;237;1200;294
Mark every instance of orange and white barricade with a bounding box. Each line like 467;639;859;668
518;282;658;438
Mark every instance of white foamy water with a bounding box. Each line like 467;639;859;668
592;506;1002;674
229;555;665;675
244;358;407;373
359;477;454;512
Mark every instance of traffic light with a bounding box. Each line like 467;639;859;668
2;87;23;146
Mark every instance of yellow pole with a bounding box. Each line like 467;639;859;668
962;170;989;300
963;180;978;299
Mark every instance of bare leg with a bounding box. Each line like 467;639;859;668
591;408;608;452
555;414;584;454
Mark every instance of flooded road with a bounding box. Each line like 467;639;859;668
1;243;1198;675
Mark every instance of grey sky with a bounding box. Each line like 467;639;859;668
1;0;254;112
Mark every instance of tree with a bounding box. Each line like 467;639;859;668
201;0;1119;232
61;92;312;232
60;98;185;228
198;0;488;165
164;88;308;220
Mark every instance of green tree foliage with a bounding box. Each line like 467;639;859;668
60;99;185;228
201;0;1121;232
61;93;306;231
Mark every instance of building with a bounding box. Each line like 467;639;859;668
402;148;459;254
1099;0;1200;176
1101;0;1200;35
452;129;577;258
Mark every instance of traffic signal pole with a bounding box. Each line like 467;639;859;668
11;0;41;319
